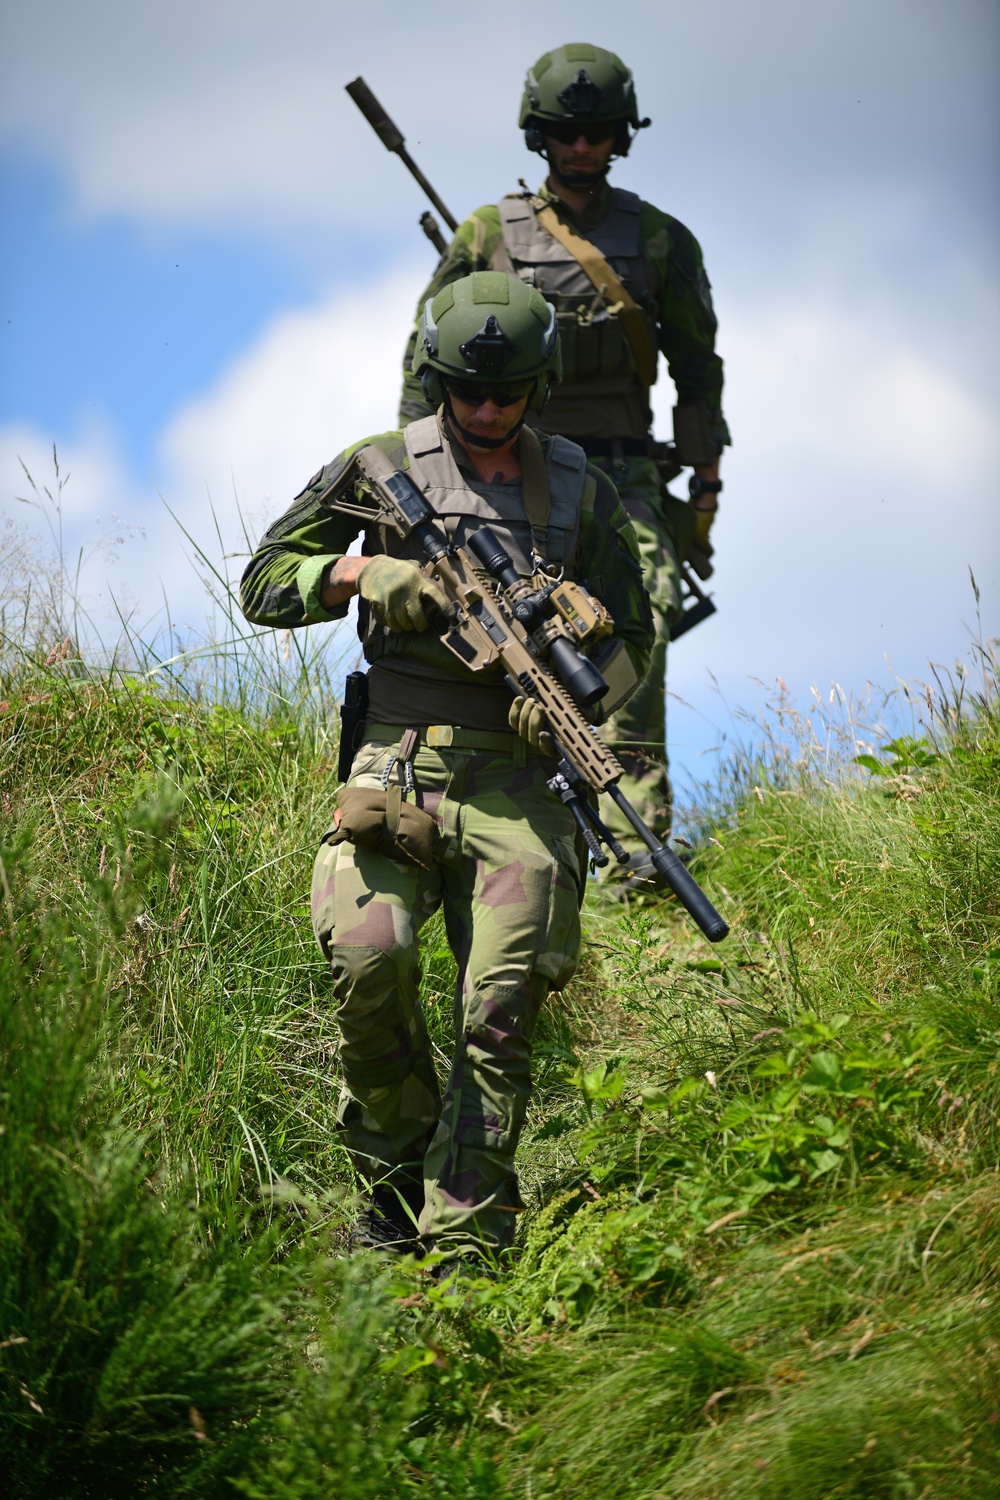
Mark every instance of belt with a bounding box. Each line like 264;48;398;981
364;721;526;755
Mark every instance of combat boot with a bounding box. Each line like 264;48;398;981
349;1181;423;1255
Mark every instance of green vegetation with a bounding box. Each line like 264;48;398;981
2;601;998;1497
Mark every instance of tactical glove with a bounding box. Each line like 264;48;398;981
508;695;555;757
693;506;716;550
358;555;448;633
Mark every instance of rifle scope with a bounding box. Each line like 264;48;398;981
468;528;608;710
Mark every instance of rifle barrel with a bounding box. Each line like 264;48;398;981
346;77;458;233
607;785;729;942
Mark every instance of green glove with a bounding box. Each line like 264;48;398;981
508;695;555;756
358;555;448;633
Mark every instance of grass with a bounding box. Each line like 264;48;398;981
2;574;998;1496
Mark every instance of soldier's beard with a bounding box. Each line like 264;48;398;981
546;155;609;189
443;395;528;453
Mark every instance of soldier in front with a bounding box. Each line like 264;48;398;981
240;273;653;1268
399;42;730;877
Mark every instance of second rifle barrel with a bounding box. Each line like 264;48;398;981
345;76;458;233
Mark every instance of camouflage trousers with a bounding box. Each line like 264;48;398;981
310;729;583;1260
591;454;681;846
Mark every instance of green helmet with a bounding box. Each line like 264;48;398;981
413;271;561;413
519;42;648;158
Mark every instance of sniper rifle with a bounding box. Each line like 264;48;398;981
318;443;729;944
345;76;457;255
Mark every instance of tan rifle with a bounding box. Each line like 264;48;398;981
318;444;729;943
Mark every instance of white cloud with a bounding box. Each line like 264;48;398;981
0;419;148;640
1;263;425;641
660;289;1000;728
2;0;995;236
152;263;423;605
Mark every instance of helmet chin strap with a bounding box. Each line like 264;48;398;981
442;392;530;453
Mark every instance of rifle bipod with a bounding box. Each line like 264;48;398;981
546;759;629;869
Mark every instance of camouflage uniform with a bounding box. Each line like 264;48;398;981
399;182;729;843
240;421;652;1258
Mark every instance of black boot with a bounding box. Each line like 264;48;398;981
350;1181;423;1255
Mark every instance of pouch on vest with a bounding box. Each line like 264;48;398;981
325;785;437;870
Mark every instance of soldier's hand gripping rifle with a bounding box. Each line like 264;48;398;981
345;77;457;256
319;445;729;944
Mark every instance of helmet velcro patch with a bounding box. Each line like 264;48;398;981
527;287;552;325
471;272;511;305
431;283;455;319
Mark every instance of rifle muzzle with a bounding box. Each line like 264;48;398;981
345;77;405;152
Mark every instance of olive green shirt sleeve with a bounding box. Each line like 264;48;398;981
399;205;505;426
641;203;730;449
239;432;408;628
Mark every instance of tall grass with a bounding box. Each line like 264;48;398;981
2;499;998;1494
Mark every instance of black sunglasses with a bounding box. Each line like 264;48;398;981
446;379;533;408
543;119;616;146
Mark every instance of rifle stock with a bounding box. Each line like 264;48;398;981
319;446;729;943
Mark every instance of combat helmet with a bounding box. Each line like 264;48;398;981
519;42;649;158
413;271;561;415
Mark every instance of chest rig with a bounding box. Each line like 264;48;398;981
361;416;588;664
496;189;660;401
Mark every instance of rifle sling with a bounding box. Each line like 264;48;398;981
530;198;658;391
516;424;559;564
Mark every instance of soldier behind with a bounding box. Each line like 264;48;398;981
399;42;730;878
240;272;653;1267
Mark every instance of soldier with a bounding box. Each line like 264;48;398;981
240;273;653;1267
399;42;729;876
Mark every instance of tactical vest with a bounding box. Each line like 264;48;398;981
362;417;591;730
496;189;660;442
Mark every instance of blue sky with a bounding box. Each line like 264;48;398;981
1;0;998;792
0;155;324;473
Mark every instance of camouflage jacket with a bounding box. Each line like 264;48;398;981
240;426;654;731
399;181;728;449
